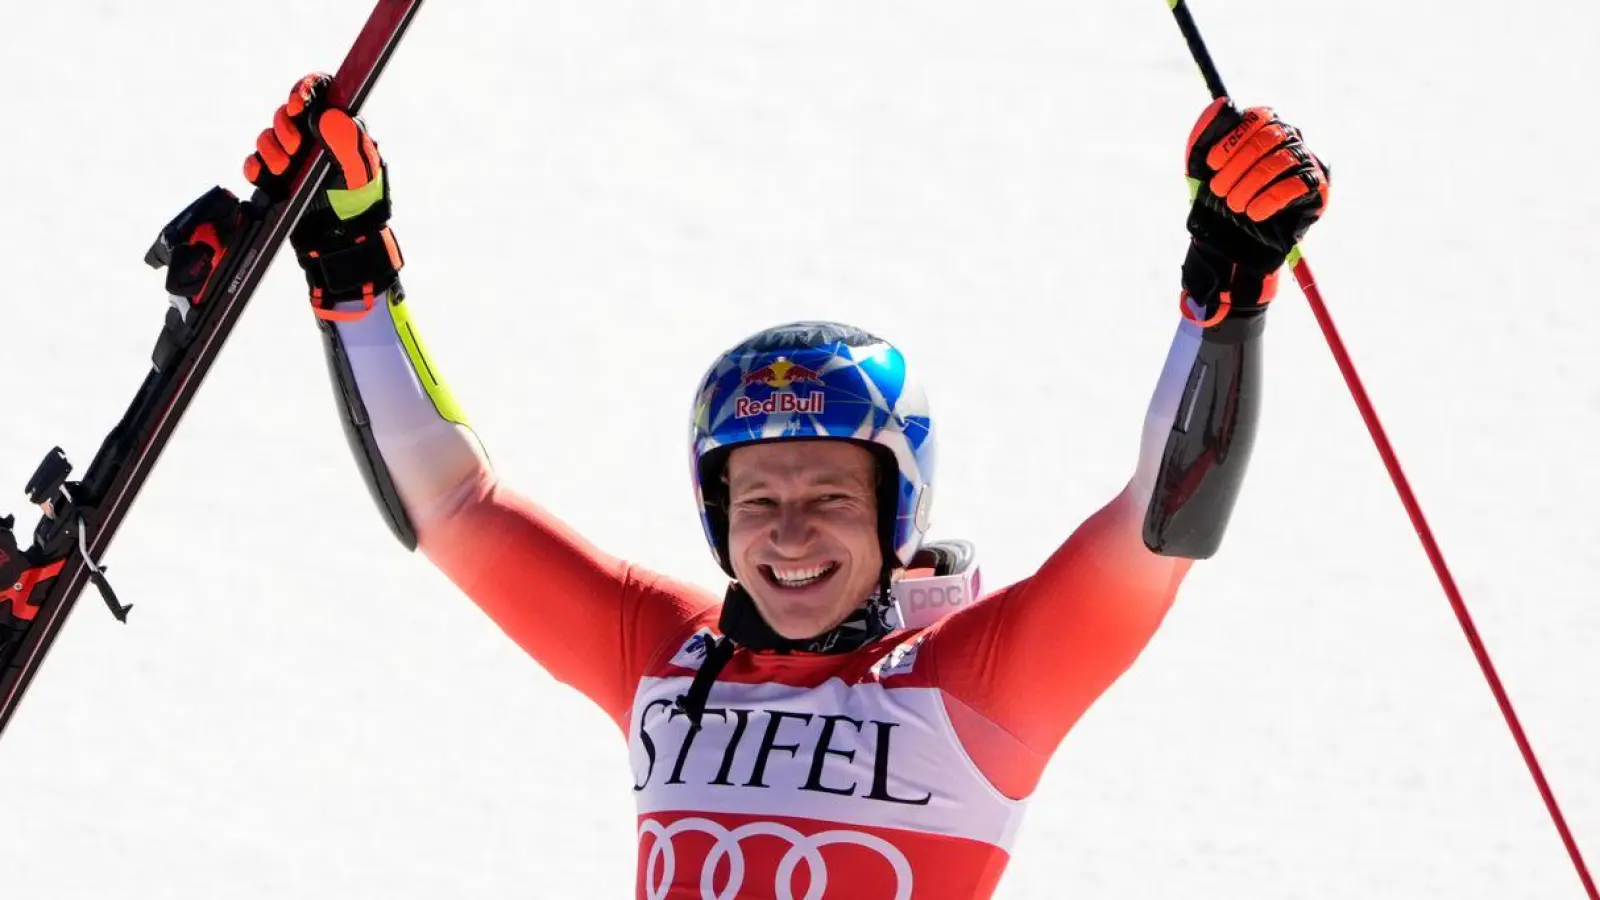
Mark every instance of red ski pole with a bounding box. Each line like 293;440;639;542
1163;2;1598;897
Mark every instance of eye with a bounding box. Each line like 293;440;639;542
814;493;862;507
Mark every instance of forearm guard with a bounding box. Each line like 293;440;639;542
1141;309;1265;558
319;306;419;550
313;282;490;551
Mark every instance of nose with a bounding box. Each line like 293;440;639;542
767;503;815;552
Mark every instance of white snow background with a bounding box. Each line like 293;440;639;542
1;1;1596;897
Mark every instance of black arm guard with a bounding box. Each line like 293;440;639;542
1142;310;1265;558
317;306;419;551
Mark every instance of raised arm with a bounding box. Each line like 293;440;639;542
925;98;1331;798
242;74;715;728
322;294;714;727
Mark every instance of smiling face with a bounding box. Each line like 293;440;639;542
724;440;885;641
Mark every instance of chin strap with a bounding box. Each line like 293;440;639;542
672;631;737;728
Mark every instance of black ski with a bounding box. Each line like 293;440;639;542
0;0;427;740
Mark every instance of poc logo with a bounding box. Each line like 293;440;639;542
888;571;978;631
903;584;966;613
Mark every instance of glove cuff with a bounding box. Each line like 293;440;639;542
1179;238;1279;328
297;225;404;319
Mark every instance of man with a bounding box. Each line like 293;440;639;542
168;72;1327;898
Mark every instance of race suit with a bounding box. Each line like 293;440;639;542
315;283;1231;900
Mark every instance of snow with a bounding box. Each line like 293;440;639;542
2;1;1596;897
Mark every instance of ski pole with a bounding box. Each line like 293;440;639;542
1162;2;1598;897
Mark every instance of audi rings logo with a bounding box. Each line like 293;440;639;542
638;817;913;900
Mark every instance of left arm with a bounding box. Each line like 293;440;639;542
925;98;1330;798
923;314;1212;799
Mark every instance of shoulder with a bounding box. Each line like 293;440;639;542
625;566;722;677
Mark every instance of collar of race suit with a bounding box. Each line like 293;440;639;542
674;578;896;726
719;578;897;655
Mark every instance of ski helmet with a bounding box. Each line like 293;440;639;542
689;321;936;579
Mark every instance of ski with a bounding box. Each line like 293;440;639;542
0;0;427;740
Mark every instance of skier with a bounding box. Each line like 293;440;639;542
180;73;1328;898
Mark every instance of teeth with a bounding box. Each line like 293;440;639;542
771;563;834;586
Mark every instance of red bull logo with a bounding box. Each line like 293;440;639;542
737;358;827;419
741;358;824;390
735;391;826;418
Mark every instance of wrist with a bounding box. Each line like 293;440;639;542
1179;238;1279;329
297;224;404;319
289;162;401;317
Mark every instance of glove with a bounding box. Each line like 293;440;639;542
1180;97;1330;326
243;72;403;320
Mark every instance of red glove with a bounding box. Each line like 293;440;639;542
244;73;401;319
1181;98;1330;325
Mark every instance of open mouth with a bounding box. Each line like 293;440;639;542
761;562;839;590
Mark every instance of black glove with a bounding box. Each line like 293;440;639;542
243;72;402;318
1181;97;1330;324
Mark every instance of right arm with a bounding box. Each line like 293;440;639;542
243;74;716;728
320;288;714;728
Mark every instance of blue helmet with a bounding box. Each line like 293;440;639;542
689;321;937;578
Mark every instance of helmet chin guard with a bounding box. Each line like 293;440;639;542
886;539;981;631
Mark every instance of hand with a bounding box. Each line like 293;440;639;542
1180;98;1330;324
243;72;402;318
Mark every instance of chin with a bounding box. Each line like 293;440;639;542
746;586;853;642
768;616;835;642
758;605;840;642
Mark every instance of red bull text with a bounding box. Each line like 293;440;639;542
735;391;826;418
